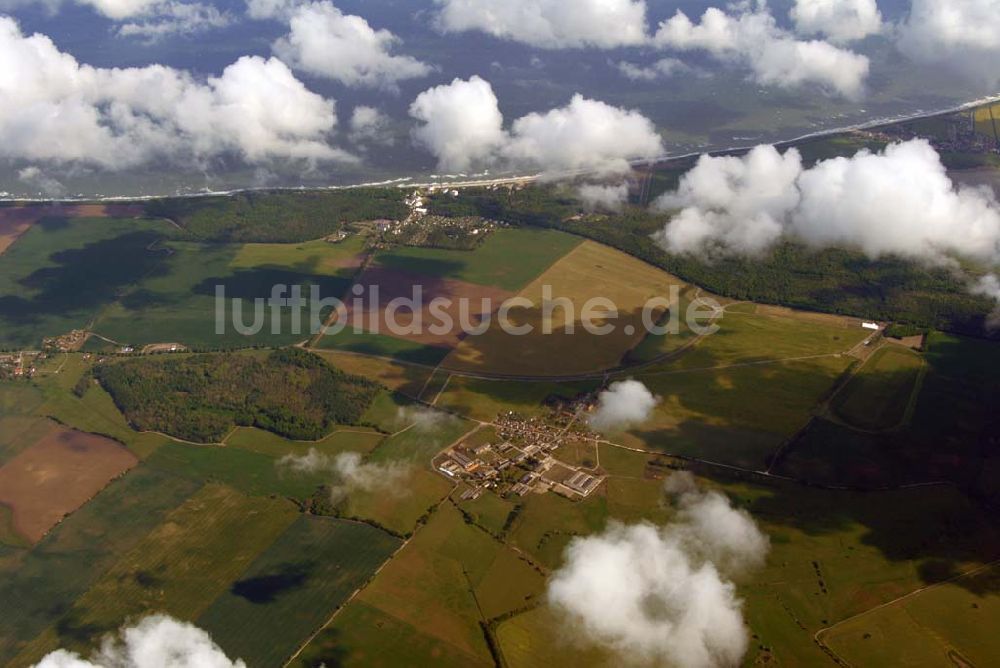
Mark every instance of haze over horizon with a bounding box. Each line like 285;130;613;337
2;0;999;198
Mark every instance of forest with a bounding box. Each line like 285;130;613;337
94;348;381;443
146;189;408;243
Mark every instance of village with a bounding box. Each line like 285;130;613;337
434;395;607;503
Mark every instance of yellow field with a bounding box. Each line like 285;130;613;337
442;241;691;376
312;349;434;398
974;102;1000;140
336;503;544;665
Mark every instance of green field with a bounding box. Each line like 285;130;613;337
822;563;1000;667
0;216;175;348
11;484;299;665
372;228;581;292
832;346;924;431
198;515;401;668
93;238;361;349
313;327;452;365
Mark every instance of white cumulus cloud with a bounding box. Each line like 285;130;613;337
654;140;1000;264
409;75;507;172
790;0;882;43
0;17;352;170
278;449;409;501
897;0;1000;85
654;145;803;256
410;77;663;175
577;182;629;211
349;106;393;145
588;379;658;433
547;473;769;667
18;166;65;197
432;0;649;49
33;615;245;668
116;2;232;42
653;3;870;98
252;0;432;89
972;273;1000;329
615;57;690;81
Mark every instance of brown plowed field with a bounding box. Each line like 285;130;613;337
0;428;139;543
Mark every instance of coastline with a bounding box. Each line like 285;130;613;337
2;92;998;204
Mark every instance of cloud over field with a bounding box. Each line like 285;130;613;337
654;139;1000;264
588;379;658;433
652;3;870;98
0;16;352;169
547;472;769;667
973;274;1000;329
279;449;409;501
432;0;648;49
790;0;882;43
33;614;246;668
410;77;663;174
250;0;431;88
577;182;629;211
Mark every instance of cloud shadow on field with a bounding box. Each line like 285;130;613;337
230;561;314;604
0;226;170;324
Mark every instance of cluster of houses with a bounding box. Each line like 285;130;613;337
0;351;40;379
435;406;606;502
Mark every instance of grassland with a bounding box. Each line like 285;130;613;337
11;484;299;665
198;515;401;668
832;345;924;431
821;563;1000;667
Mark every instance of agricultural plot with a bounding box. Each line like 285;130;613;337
832;345;924;431
778;332;1000;490
372;228;581;292
0;466;201;665
0;215;174;348
443;241;689;377
612;355;856;470
434;376;598;422
311;349;434;398
314;228;579;362
11;484;298;665
0;204;142;256
198;515;401;668
298;504;543;668
821;563;1000;667
0;415;56;465
0;426;138;544
93;236;363;349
